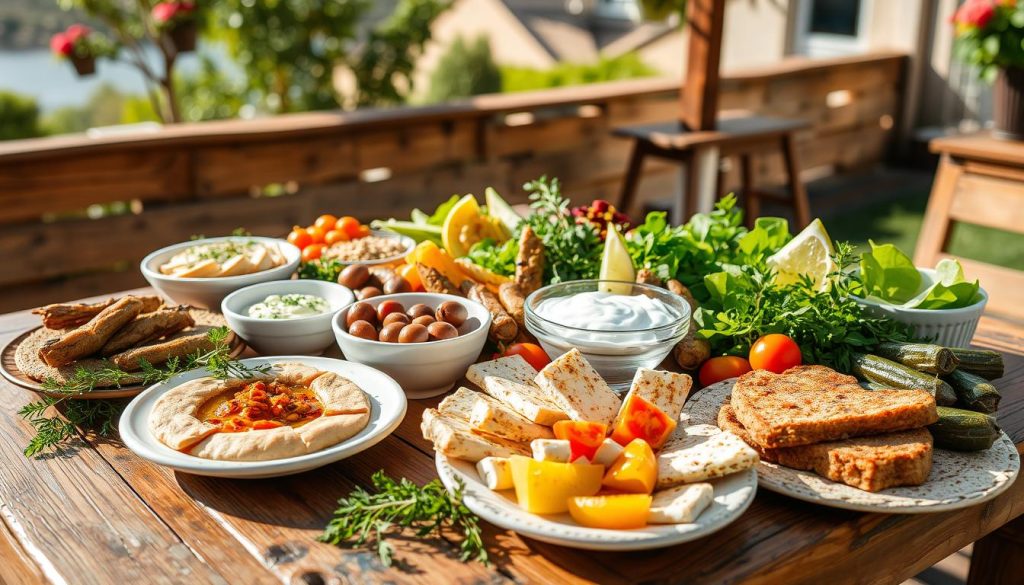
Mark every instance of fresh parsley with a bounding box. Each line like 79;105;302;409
298;257;345;282
320;471;487;567
523;176;602;283
466;238;518;277
19;327;269;458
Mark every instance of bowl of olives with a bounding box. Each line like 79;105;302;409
332;293;491;398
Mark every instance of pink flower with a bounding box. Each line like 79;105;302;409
954;0;997;29
65;24;91;43
152;2;196;24
50;33;73;57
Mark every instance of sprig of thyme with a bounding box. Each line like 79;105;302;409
320;472;487;567
19;326;269;457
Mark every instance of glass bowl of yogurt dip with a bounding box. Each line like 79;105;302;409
524;280;691;391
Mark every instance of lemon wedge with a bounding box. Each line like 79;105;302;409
599;225;635;294
441;195;509;257
766;218;835;290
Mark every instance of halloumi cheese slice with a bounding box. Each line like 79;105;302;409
531;438;572;462
648;483;713;524
470;394;554;443
466;356;567;425
592;438;625;466
620;368;692;421
173;259;220;278
438;387;483;420
421;409;529;463
476;457;514;490
218;255;255;277
656;424;759;489
534;349;621;427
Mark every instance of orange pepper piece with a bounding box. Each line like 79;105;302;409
602;439;657;494
610;394;677;449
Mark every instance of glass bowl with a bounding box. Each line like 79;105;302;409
524;280;691;391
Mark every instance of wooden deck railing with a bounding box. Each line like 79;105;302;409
0;52;906;311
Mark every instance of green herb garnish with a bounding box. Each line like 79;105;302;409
320;472;487;568
523;176;603;283
298;257;345;282
19;327;269;458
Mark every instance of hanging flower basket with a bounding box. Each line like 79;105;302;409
951;0;1024;141
152;2;199;53
69;55;96;76
50;24;114;78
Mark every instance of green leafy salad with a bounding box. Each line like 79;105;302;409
626;196;916;371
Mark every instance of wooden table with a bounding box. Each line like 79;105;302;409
1;289;1023;585
915;132;1024;321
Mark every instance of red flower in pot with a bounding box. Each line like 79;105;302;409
50;24;114;77
152;2;199;53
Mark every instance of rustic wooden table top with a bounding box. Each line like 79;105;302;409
1;289;1022;585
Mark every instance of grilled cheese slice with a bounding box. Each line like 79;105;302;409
470;394;554;443
466;356;567;425
421;408;529;463
648;483;713;524
620;368;692;421
476;457;514;490
534;349;621;426
531;439;572;462
656;424;758;489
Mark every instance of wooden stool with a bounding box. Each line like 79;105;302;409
614;115;812;228
915;132;1024;321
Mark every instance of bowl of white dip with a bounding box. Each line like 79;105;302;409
524;280;691;390
222;279;355;355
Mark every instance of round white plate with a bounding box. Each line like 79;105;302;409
685;379;1020;514
120;356;407;479
435;453;757;551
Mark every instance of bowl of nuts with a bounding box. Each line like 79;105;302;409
332;293;491;398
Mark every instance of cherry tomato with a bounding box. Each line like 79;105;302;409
698;356;752;387
314;214;338;231
337;216;362;238
749;333;802;374
306;226;326;244
554;420;607;461
354;225;371;239
376;300;405;322
287;228;312;249
502;342;551;371
301;243;325;262
396;263;424;292
324;229;349;246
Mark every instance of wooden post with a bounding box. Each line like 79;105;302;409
680;0;726;131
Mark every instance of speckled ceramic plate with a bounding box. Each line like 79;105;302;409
436;453;757;551
685;379;1020;514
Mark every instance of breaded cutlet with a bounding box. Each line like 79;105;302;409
718;403;933;492
730;366;938;449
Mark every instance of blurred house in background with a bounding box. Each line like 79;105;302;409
416;0;992;147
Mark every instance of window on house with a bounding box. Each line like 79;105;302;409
794;0;871;57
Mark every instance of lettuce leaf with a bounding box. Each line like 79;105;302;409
860;242;979;309
903;258;981;309
411;195;461;226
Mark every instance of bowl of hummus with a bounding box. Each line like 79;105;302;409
222;279;355;356
141;236;301;310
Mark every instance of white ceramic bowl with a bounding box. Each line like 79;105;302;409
222;280;355;356
852;268;988;347
141;236;301;310
332;293;491;399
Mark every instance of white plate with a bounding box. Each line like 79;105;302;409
435;453;757;551
120;356;407;479
685;379;1020;514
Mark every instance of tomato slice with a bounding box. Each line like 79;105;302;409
553;420;608;462
610;394;677;449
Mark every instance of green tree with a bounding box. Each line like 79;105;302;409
209;0;449;114
0;91;44;140
426;35;501;103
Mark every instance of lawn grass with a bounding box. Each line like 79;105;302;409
824;190;1024;271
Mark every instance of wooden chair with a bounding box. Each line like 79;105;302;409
915;132;1024;322
614;115;811;227
613;0;811;227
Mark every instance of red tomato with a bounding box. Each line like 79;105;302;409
337;216;362;238
698;356;752;387
553;420;608;462
502;343;551;371
314;214;338;231
324;229;349;246
610;394;676;449
376;300;405;322
748;334;802;374
301;243;325;262
353;225;371;239
306;226;326;244
287;228;312;249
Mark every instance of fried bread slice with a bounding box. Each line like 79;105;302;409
730;366;937;449
719;403;933;492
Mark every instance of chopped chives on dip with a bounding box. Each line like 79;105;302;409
247;294;330;320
